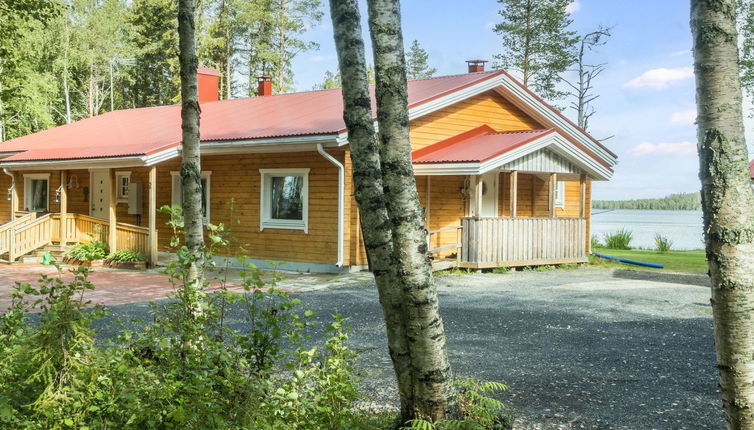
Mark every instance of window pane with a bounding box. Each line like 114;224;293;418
270;176;303;220
200;178;208;219
31;179;47;211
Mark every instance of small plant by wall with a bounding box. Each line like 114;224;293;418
654;234;673;253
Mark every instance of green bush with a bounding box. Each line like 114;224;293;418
654;234;673;253
603;229;633;250
0;207;363;429
105;249;146;263
65;241;108;261
591;234;601;249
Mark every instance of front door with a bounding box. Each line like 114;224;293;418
90;170;110;220
471;172;499;217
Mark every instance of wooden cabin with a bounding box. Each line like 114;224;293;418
0;62;617;272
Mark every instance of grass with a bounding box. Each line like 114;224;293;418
603;229;633;249
591;246;707;274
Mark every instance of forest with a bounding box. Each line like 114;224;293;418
592;191;702;211
0;0;324;142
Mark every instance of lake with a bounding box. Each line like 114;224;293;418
590;209;704;250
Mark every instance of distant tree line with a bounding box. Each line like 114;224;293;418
592;192;702;211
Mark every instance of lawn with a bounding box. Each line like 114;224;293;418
591;246;708;274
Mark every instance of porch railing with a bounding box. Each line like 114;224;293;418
460;217;587;268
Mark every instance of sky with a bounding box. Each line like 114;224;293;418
288;0;753;201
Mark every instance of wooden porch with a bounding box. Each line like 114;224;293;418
0;212;152;263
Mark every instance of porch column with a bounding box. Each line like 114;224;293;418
509;171;518;218
148;166;158;267
60;170;68;244
474;175;483;217
549;173;557;218
108;169;117;253
579;174;587;218
10;171;19;217
425;176;431;225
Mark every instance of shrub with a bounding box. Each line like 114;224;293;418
0;207;364;429
603;229;633;250
105;249;146;263
654;234;673;253
65;241;108;261
492;265;509;274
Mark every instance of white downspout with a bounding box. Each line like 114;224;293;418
316;144;344;267
3;168;14;220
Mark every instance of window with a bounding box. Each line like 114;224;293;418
115;171;131;202
171;171;211;224
555;181;566;208
24;174;50;212
260;168;309;232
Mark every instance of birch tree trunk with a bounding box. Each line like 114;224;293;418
328;0;414;422
178;0;206;289
691;1;754;428
366;0;457;421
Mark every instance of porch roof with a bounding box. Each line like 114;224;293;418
412;125;555;163
411;124;613;180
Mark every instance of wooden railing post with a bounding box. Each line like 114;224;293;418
148;166;158;267
509;171;518;218
108;169;117;253
579;174;586;218
60;171;68;244
8;227;15;262
549;173;557;218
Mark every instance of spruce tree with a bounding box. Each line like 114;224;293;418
493;0;578;102
405;39;436;80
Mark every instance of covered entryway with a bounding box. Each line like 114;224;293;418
90;169;110;220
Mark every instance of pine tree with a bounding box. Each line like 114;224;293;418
691;0;754;427
267;0;323;93
405;39;436;80
493;0;578;102
126;0;180;107
565;26;610;131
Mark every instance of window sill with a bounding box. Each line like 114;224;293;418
260;221;308;233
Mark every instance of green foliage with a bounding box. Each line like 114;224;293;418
654;234;673;253
105;249;146;263
406;39;437;80
491;265;509;274
493;0;578;102
592;192;702;211
312;66;376;90
402;379;512;430
603;229;633;250
65;241;108;261
0;211;363;429
591;234;602;249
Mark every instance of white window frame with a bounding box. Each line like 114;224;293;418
115;171;131;203
170;171;212;224
23;173;50;212
555;181;566;209
259;168;310;233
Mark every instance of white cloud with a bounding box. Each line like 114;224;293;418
623;67;694;89
566;0;581;13
671;109;697;125
629;141;697;157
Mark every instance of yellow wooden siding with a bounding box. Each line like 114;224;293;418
409;90;542;151
154;151;343;265
418;175;466;258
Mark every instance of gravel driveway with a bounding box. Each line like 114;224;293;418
100;267;722;429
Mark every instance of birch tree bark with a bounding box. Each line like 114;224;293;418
178;0;206;288
328;0;414;421
691;0;754;428
367;0;457;421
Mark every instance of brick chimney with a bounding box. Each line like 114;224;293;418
466;60;488;73
197;67;220;102
257;76;273;96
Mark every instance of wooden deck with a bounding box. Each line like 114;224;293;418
459;217;588;268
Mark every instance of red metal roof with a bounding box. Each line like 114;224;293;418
0;70;508;163
412;125;555;164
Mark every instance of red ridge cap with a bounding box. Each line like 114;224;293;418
412;124;496;160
